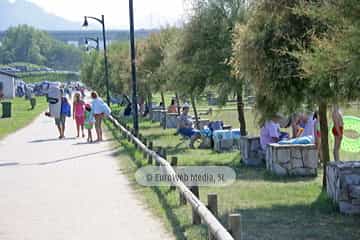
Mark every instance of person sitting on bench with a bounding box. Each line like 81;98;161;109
177;104;201;148
260;114;282;151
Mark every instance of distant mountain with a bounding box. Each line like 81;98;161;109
0;0;80;30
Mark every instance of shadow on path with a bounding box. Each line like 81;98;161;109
0;148;117;168
29;137;77;143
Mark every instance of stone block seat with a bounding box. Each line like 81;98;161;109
266;143;318;176
327;161;360;214
151;108;162;122
159;110;168;127
239;136;265;166
165;113;179;129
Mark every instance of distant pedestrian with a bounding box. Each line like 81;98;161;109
91;91;111;142
73;92;85;138
332;105;344;161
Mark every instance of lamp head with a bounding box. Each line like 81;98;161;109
82;16;89;28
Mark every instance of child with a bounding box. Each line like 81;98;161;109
84;104;95;143
73;93;85;138
332;105;344;161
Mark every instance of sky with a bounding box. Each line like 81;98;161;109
19;0;188;29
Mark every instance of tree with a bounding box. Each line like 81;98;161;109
231;0;360;188
176;0;248;134
293;0;360;187
0;25;82;71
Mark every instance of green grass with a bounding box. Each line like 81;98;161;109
0;97;48;139
20;72;79;83
106;104;360;240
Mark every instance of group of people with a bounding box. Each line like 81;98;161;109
260;105;344;161
49;91;111;143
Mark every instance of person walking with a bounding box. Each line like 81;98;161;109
90;91;111;142
56;96;71;139
73;92;86;138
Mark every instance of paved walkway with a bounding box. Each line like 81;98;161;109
0;114;172;240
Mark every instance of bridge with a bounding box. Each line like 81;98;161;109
0;29;155;46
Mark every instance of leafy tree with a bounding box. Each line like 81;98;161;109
293;0;360;187
231;0;360;188
0;25;82;71
172;0;248;133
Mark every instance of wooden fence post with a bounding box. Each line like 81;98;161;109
143;138;148;159
191;186;201;225
229;213;241;240
162;148;167;160
170;157;178;191
148;141;153;165
207;193;218;240
179;192;187;206
155;147;162;166
131;129;137;149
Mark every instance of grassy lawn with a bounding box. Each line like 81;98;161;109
0;97;48;139
106;104;360;240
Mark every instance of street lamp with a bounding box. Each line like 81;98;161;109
82;15;110;106
129;0;139;136
85;37;100;51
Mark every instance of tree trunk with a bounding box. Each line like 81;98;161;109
236;88;247;136
319;102;330;189
175;92;181;116
160;91;166;111
161;91;166;129
190;94;200;130
148;93;152;119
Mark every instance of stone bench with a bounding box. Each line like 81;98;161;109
159;110;168;127
266;143;318;176
165;113;178;129
151;109;162;122
239;136;264;166
327;161;360;214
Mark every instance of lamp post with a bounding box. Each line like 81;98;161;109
129;0;139;136
85;37;100;51
82;15;110;106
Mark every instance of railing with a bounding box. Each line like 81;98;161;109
108;115;241;240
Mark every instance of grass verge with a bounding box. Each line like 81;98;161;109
0;97;48;139
106;107;360;240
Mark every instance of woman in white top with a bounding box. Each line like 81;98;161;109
91;91;111;142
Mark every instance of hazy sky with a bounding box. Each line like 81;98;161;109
22;0;187;29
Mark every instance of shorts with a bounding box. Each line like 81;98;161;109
85;122;94;130
55;115;66;127
332;126;344;137
75;115;85;125
179;128;200;138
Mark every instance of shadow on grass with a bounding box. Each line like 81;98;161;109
218;191;360;240
105;120;192;240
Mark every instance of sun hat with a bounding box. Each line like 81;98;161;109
182;103;190;109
